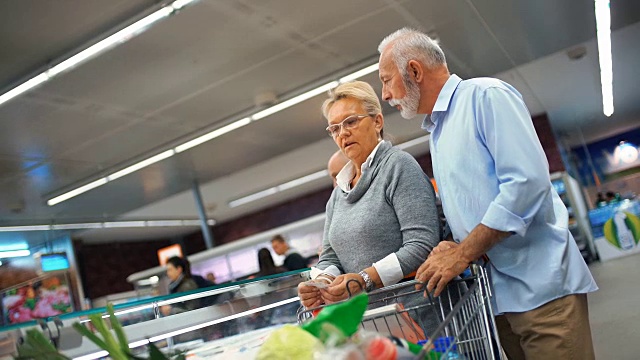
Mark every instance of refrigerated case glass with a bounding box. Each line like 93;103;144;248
0;269;309;359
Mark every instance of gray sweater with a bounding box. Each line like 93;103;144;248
316;141;441;280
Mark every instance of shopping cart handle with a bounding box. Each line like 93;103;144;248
345;278;365;298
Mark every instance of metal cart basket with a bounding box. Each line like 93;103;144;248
298;264;503;360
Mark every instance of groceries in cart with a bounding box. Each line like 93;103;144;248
293;264;501;359
256;292;452;359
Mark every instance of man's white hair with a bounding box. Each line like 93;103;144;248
378;28;446;77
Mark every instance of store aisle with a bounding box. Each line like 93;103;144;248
588;254;640;359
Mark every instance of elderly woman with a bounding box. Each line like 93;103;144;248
298;81;441;314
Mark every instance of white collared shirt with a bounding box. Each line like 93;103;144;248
335;140;384;193
312;140;404;287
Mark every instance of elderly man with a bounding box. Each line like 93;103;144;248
327;150;349;187
377;28;597;359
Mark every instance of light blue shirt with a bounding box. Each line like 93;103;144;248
423;74;597;314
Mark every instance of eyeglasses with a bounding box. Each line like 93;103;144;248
326;114;372;138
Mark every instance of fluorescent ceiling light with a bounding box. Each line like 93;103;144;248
228;187;279;208
103;221;147;228
229;170;328;208
145;220;184;227
107;150;175;181
171;0;198;10
1;0;200;109
48;149;175;205
0;250;31;258
0;73;49;107
339;63;379;83
52;223;103;230
251;81;339;120
278;170;328;191
594;0;614;117
48;7;173;78
228;135;430;208
174;118;251;153
0;243;28;251
47;178;108;206
0;225;51;232
47;60;376;206
0;219;215;232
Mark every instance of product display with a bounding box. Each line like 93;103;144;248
589;199;640;261
1;273;74;325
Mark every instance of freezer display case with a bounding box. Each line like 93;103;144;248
551;172;598;262
0;269;308;359
0;266;505;359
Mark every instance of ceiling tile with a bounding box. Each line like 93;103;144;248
0;0;157;87
59;122;192;167
0;97;133;159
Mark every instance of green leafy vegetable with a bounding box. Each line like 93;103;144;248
24;298;36;310
14;329;71;360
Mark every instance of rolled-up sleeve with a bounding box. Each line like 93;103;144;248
476;87;550;237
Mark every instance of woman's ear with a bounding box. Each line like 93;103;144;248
374;114;384;134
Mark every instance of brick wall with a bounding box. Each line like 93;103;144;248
74;239;171;299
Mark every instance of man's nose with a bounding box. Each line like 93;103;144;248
381;85;391;101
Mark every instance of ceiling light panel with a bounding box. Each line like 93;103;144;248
46;60;376;206
594;0;614;117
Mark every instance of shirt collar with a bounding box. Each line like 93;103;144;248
422;74;462;132
336;140;385;193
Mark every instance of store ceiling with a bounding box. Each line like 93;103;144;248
0;0;639;246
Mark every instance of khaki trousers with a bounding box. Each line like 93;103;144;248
495;294;595;360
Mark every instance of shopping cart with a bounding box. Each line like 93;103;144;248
297;264;503;360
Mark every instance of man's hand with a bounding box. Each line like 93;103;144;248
416;247;470;297
319;273;365;304
429;241;459;257
297;279;330;308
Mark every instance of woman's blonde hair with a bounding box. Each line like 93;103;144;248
321;81;382;120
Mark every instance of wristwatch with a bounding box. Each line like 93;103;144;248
358;270;375;292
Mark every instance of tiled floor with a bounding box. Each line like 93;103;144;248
588;254;640;359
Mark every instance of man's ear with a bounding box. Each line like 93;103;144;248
407;59;424;82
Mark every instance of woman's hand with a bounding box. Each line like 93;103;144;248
298;278;330;308
319;273;365;304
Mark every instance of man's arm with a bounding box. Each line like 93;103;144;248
417;224;510;296
457;224;510;263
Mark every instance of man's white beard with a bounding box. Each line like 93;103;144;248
388;75;421;119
